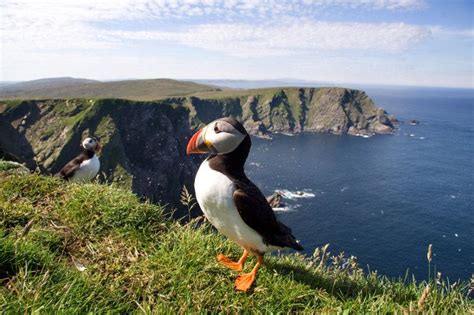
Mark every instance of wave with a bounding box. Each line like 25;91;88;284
276;189;316;200
272;206;292;212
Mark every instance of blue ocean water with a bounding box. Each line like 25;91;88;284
246;87;474;281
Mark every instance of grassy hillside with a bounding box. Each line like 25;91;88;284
0;79;221;101
0;77;99;94
0;170;472;313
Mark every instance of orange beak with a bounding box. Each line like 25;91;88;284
95;142;102;153
186;129;211;155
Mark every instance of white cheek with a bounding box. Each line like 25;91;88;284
212;133;244;154
82;140;95;150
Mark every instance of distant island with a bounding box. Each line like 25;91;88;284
0;78;395;209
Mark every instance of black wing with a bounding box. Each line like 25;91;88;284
233;184;303;251
57;156;83;180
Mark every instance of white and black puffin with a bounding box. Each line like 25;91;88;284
187;117;303;292
58;137;101;182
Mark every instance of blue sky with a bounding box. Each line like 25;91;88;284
1;0;472;88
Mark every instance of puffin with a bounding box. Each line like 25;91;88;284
187;117;303;292
58;137;101;182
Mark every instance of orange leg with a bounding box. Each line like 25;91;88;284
235;254;263;292
217;249;249;272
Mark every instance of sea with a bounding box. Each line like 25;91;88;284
245;86;473;281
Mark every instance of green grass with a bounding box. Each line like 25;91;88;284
0;172;472;313
0;79;221;101
0;161;29;172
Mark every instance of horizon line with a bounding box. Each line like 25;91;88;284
1;76;473;91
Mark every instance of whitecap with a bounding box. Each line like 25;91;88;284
276;189;316;200
272;206;293;212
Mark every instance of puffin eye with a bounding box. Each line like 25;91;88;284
214;123;221;134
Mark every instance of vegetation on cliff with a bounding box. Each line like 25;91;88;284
188;87;393;135
0;86;393;209
0;171;472;313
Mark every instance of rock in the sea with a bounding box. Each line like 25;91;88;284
388;115;399;124
267;192;285;208
348;126;371;137
373;121;393;134
409;119;420;125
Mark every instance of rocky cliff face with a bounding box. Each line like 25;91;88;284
186;87;393;136
0;87;393;208
0;99;197;206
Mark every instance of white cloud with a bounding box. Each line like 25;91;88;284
0;0;432;55
429;26;474;39
1;0;471;88
111;20;431;57
307;0;426;10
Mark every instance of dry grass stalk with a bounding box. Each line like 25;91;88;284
318;243;330;269
417;284;430;310
426;244;433;263
20;218;35;237
467;273;474;297
436;272;442;285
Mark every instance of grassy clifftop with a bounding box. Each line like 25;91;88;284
0;79;221;101
0;171;471;313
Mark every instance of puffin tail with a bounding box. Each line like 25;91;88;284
290;239;304;251
275;221;304;251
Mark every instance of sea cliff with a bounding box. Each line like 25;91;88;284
0;87;394;204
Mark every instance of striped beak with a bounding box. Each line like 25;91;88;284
186;128;211;155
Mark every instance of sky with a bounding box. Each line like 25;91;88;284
0;0;473;88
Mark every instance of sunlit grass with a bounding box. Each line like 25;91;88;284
0;172;472;313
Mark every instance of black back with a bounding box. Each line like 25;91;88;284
57;147;94;180
207;133;303;252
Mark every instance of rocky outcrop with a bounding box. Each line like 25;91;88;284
185;87;394;136
0;99;197;206
267;192;285;208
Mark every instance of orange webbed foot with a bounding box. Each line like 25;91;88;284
234;254;263;292
235;272;256;292
217;254;243;272
217;249;248;272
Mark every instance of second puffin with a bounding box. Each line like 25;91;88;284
186;117;303;292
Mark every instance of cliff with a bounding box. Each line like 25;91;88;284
0;87;393;205
187;87;393;136
0;99;196;206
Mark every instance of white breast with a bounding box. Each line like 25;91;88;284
194;159;269;253
71;155;100;182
